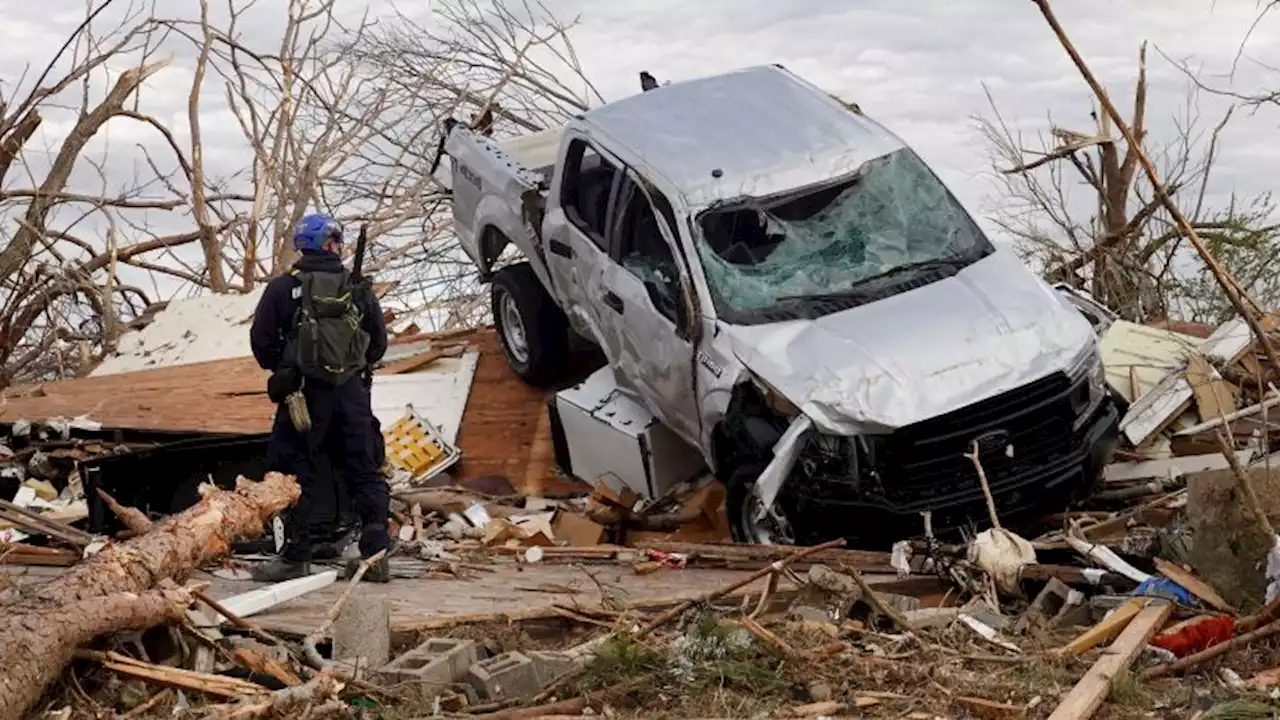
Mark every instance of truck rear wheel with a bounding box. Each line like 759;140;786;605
492;262;568;387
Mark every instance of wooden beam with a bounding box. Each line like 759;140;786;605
1047;601;1172;720
1058;597;1144;656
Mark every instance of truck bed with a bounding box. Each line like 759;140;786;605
499;127;563;179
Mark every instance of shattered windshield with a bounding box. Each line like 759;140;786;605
695;148;994;323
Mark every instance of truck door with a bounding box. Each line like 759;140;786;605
596;172;702;447
542;137;622;345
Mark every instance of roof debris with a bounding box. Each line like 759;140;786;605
4;287;1280;718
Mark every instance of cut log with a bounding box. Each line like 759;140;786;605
0;472;299;719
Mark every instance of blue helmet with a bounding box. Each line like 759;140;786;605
292;213;343;252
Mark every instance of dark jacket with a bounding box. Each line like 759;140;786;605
250;250;388;373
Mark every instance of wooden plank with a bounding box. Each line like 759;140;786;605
1103;452;1251;483
213;572;338;623
1119;371;1193;447
1047;601;1172;720
1058;597;1144;656
381;344;466;375
1153;558;1235;613
1185;354;1240;424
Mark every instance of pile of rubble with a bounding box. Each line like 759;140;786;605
10;318;1280;718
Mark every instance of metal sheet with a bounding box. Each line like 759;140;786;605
370;351;480;444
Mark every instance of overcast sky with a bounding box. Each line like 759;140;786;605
1;0;1278;301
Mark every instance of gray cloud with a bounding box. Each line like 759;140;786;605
0;0;1276;294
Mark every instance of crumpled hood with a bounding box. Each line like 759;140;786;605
724;250;1096;435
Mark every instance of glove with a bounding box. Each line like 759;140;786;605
360;367;374;390
267;367;301;404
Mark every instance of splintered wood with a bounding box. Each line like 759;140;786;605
0;472;300;720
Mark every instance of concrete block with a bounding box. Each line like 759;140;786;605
380;637;477;690
1014;577;1073;634
468;651;542;700
903;607;961;630
332;595;390;667
528;650;578;685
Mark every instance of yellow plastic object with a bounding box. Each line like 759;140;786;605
383;405;459;479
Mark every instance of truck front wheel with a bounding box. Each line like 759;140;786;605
726;463;798;545
491;262;568;387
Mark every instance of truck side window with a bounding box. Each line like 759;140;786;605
615;180;688;332
559;139;618;252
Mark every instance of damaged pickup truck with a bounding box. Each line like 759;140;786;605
442;65;1122;545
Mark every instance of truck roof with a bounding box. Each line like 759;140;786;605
580;65;906;210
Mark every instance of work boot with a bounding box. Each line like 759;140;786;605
249;557;312;583
343;553;391;583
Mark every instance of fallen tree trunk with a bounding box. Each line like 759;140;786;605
0;472;300;719
30;473;298;604
0;585;195;719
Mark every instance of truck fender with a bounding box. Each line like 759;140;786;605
470;195;553;291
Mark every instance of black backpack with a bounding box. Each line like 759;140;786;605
288;269;371;385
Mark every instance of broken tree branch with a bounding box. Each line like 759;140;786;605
1032;0;1280;380
0;473;300;719
636;538;845;638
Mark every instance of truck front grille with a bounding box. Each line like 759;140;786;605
876;371;1078;506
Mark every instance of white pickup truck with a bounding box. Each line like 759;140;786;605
442;65;1121;545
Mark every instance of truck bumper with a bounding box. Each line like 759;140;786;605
783;375;1122;546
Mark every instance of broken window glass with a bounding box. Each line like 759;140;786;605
695;148;993;318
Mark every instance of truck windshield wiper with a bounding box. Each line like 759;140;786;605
776;255;970;304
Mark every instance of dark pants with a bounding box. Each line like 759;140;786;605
267;376;390;562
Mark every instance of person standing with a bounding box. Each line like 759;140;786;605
249;213;392;582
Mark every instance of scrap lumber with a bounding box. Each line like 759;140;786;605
0;542;79;566
1176;390;1280;436
381;343;467;375
639;540;896;573
1153;558;1235;613
232;647;303;687
1186;355;1240;424
637;539;845;637
77;649;268;700
1047;601;1172;720
0;498;95;547
0;472;300;719
1058;597;1144;656
207;672;343;720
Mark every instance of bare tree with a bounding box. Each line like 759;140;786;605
0;0;600;385
977;44;1280;324
345;0;602;331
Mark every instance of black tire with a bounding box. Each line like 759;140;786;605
725;462;799;545
491;262;569;387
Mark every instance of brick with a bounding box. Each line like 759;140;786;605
468;651;542;700
380;637;478;690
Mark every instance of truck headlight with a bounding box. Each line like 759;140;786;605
1067;344;1108;427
